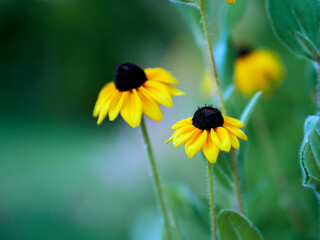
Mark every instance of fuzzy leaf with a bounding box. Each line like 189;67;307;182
266;0;320;61
217;210;263;240
300;116;320;193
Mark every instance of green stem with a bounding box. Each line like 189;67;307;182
199;0;226;115
207;162;217;240
140;117;172;240
231;150;245;215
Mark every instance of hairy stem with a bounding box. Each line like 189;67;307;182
199;0;227;115
140;117;172;240
207;162;217;240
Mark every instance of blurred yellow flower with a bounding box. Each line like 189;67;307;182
235;49;284;96
201;70;216;99
165;106;247;163
93;62;184;128
226;0;235;4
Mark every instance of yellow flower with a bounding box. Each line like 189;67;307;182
165;106;247;163
226;0;235;4
93;62;185;128
235;49;284;96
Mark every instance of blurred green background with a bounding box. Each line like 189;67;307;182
0;0;318;239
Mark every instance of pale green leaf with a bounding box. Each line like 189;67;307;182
215;32;236;88
217;210;263;240
240;91;262;125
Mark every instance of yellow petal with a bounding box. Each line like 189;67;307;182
225;125;248;141
202;134;220;163
165;132;175;144
210;128;225;151
142;81;173;108
171;117;193;130
108;91;125;121
184;130;207;158
144;68;179;84
137;87;163;122
173;126;197;147
97;90;118;125
93;82;115;117
223;116;244;128
229;132;240;149
120;89;142;128
215;127;231;152
165;124;195;144
163;83;185;96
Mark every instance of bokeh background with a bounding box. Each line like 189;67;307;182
0;0;318;239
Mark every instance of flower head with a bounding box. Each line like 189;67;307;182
226;0;235;4
235;48;284;96
165;106;247;163
93;62;185;128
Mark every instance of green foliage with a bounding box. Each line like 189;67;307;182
217;210;263;240
169;0;199;8
215;0;246;87
266;0;320;61
215;32;237;87
300;116;320;193
240;92;262;125
224;0;246;32
214;151;234;190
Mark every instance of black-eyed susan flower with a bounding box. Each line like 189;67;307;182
165;106;247;163
226;0;235;4
93;62;185;128
235;48;284;96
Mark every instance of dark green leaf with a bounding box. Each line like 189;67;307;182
267;0;320;61
217;210;263;240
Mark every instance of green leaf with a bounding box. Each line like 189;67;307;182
300;116;320;193
214;152;234;190
295;32;320;61
240;91;262;125
215;31;237;88
217;210;263;240
225;0;246;31
266;0;320;61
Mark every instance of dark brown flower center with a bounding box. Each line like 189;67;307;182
114;62;147;91
237;47;252;58
192;106;224;131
